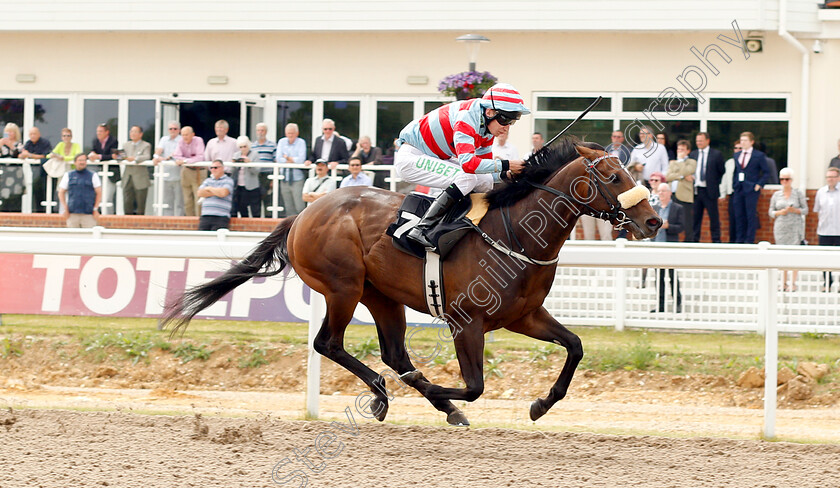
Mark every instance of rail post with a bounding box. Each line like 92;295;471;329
306;290;325;419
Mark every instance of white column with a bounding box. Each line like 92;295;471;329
763;267;779;440
306;290;325;419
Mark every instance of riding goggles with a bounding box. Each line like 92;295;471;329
489;110;521;126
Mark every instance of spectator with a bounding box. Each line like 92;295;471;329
340;156;372;188
666;139;696;241
277;123;307;216
604;130;632;166
651;183;684;313
656;132;676;160
302;159;336;206
309;118;349;170
204;119;238;163
58;153;101;228
731;131;769;244
0;122;25;211
251;122;277;217
46;128;83;212
690;132;726;243
492;131;519;161
647;172;666;207
353;136;385;188
530;132;545;155
814;167;840;291
829;138;840;170
20;127;52;213
720;139;740;243
152;121;183;216
87;123;119;196
758;142;779;185
173;126;206;217
630;126;670;187
769;168;808;291
230;136;261;218
197;159;234;231
120;125;152;215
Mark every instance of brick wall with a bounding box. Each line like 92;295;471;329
0;189;823;244
571;188;821;244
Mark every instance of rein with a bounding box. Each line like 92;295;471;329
483;154;634;266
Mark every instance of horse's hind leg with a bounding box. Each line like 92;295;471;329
361;287;469;426
504;306;583;421
312;293;391;421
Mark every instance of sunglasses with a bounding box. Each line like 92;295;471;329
169;127;179;130
210;165;223;169
238;145;248;148
780;177;791;181
323;127;335;131
488;90;521;126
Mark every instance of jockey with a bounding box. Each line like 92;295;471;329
395;82;531;249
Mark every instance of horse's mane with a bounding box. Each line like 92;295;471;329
485;135;604;210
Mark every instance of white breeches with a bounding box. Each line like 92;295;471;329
394;144;494;195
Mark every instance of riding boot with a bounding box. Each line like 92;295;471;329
407;184;464;249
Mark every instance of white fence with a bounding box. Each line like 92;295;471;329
1;228;838;437
0;158;402;217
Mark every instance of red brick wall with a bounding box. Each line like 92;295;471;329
0;214;283;233
572;189;820;244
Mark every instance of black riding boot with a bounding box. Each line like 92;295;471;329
406;184;464;249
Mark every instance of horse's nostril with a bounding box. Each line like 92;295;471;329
646;217;661;229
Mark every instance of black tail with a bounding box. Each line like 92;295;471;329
161;216;298;335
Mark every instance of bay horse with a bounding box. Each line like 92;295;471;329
162;137;661;426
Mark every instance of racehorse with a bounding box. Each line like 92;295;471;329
162;137;661;426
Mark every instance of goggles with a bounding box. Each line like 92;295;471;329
488;90;521;126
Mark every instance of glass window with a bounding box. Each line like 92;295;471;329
708;121;789;168
128;99;156;146
276;101;313;144
376;101;413;152
620;120;701;156
710;98;786;113
534;119;614;148
0;99;24;130
424;101;445;113
323;100;360;141
83;99;118;152
623;97;699;113
33;99;68;149
536;97;611;112
178;101;240;146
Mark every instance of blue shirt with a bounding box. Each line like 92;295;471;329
252;139;277;174
277;137;307;182
654;202;671;242
340;172;373;188
199;175;234;217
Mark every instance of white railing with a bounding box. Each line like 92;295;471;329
0;229;837;435
0;158;402;217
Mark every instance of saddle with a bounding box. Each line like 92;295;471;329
386;192;489;260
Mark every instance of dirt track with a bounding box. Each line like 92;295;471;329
2;406;840;488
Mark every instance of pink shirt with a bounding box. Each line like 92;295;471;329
173;136;206;163
204;136;238;162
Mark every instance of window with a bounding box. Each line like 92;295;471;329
128;99;156;146
424;101;445;113
710;98;786;113
708;121;789;168
537;97;611;112
621;120;700;154
623;97;698;113
376;101;413;152
0;99;24;130
535;119;614;147
33;99;68;149
276;101;312;144
323;100;360;142
83;99;118;152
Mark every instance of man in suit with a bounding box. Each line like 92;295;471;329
731;131;769;243
308;118;349;170
652;183;684;313
120;125;152;215
87;123;120;210
689;132;726;242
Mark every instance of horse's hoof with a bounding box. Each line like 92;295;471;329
529;399;547;421
446;410;470;427
370;396;388;422
400;370;423;386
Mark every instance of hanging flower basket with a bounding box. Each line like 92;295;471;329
438;71;497;100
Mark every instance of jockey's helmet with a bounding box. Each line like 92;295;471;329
480;83;531;126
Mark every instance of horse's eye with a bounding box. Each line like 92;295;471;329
609;174;620;184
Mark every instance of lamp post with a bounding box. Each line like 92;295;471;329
456;34;490;71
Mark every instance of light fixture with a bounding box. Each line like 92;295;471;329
406;75;429;85
813;39;823;54
207;75;228;85
15;74;36;83
745;39;763;53
455;34;490;71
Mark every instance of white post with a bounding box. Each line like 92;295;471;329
756;242;771;335
100;162;111;215
270;167;281;219
763;267;778;440
614;239;627;331
153;163;165;217
306;290;325;419
22;161;33;213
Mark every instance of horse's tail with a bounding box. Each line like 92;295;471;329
161;215;298;334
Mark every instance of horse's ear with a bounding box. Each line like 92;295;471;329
575;145;598;159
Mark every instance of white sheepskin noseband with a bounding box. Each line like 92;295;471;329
617;185;650;209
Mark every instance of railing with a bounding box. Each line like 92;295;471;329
0;158;403;217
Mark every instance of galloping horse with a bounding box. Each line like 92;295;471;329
162;137;661;426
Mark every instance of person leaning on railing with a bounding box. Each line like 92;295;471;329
769;167;808;292
152;121;183;216
0;122;25;211
120;125;152;215
172;126;205;217
230;136;261;218
20;127;53;213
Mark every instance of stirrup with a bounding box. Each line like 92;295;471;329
407;227;435;249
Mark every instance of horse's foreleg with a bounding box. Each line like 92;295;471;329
362;288;468;426
505;307;583;421
312;294;391;422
